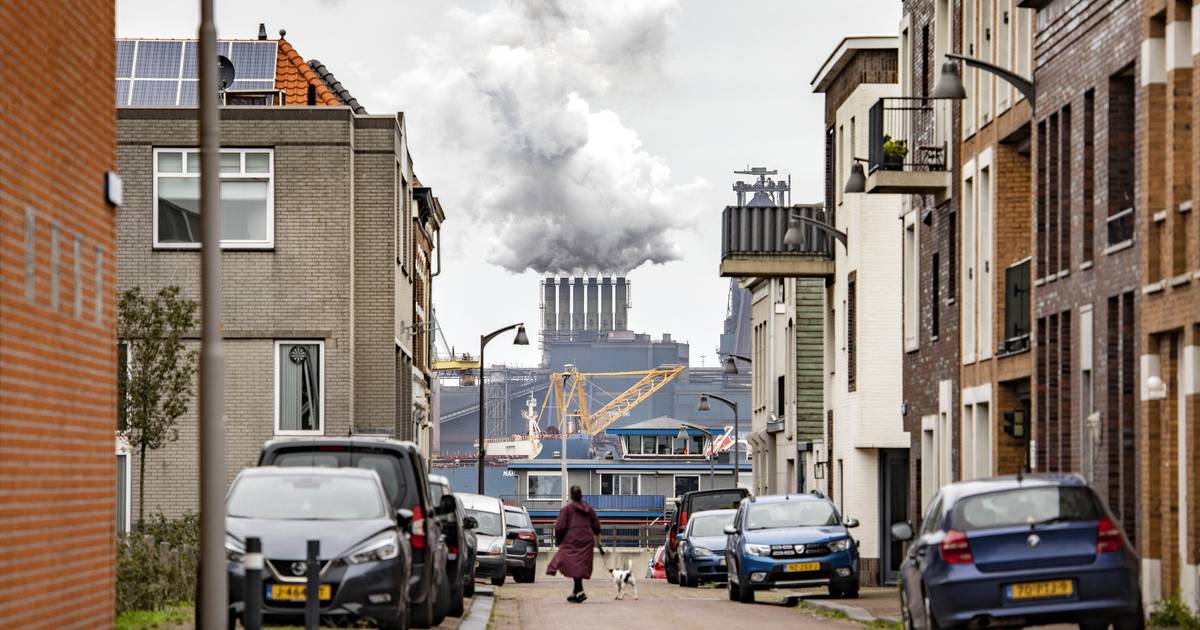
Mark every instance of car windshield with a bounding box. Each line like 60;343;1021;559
271;449;409;508
227;474;385;520
745;501;838;530
505;510;531;529
950;486;1105;531
689;513;733;537
690;492;745;513
467;509;503;536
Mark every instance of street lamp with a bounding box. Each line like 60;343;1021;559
697;392;741;485
677;423;716;487
844;161;867;194
477;323;528;494
932;53;1036;111
722;353;751;375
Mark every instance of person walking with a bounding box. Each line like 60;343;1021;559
546;485;602;603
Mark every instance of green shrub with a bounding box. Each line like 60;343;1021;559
1150;595;1200;629
116;513;198;614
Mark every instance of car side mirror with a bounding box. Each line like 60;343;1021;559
723;525;736;535
396;508;414;530
844;517;860;529
891;522;914;541
463;516;478;531
436;494;457;517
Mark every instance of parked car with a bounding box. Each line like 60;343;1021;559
677;508;736;587
892;474;1143;630
459;493;508;586
429;474;478;616
503;505;539;583
725;492;860;603
647;545;667;579
225;466;412;630
258;437;451;628
663;487;749;584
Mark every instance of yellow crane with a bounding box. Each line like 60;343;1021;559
537;364;686;440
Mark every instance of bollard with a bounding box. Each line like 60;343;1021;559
243;537;263;630
305;540;320;630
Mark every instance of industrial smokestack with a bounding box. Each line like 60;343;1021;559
615;276;628;331
586;277;599;331
572;277;585;331
557;278;571;332
543;278;557;336
600;277;613;332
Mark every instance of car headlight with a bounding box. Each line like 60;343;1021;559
489;541;504;554
828;538;851;552
225;534;244;564
745;543;772;557
345;532;401;565
692;546;713;558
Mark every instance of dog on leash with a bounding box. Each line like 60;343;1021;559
610;559;638;601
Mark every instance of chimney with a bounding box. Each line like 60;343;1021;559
586;277;599;331
572;277;585;332
615;277;629;331
600;277;614;332
257;23;268;40
557;278;571;332
543;278;557;336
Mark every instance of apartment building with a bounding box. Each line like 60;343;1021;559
812;36;909;586
1136;0;1200;610
114;34;429;519
410;183;445;460
0;2;118;626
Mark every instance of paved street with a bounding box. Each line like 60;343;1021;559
488;575;862;630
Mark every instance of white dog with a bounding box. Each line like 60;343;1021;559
610;559;638;601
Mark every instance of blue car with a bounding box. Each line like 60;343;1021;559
725;493;860;603
676;509;736;587
892;474;1143;630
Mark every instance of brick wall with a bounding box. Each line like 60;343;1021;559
0;1;118;626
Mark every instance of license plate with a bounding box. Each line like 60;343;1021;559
1009;579;1073;601
268;584;332;601
719;558;726;566
785;562;820;573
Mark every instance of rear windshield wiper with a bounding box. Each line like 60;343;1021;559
1027;516;1076;528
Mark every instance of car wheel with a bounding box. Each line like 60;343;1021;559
447;576;465;617
666;558;678;584
1113;604;1145;630
525;567;537;583
1079;623;1108;630
410;585;435;629
464;566;476;597
432;576;450;626
491;573;506;587
737;583;755;604
727;578;740;601
227;611;238;630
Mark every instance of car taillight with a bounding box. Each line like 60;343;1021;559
680;511;689;528
1097;517;1123;553
939;530;974;564
411;504;426;549
668;529;677;550
448;545;459;555
517;531;536;542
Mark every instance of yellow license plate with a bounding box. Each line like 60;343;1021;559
1010;579;1073;600
719;558;726;566
269;584;332;601
785;562;820;573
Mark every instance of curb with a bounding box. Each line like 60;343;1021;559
785;595;902;626
458;586;497;630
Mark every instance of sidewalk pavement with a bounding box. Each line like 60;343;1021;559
784;586;903;625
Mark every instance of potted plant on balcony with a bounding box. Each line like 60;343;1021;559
882;135;907;171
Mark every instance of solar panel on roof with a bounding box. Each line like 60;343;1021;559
116;39;278;106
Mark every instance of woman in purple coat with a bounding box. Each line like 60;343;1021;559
546;485;602;602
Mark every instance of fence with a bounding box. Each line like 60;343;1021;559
501;494;666;512
868;97;946;174
531;523;667;550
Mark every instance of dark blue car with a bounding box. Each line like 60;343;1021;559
892;474;1142;630
725;493;860;603
676;509;735;587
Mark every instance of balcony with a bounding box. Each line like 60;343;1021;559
865;97;952;199
501;494;666;513
719;204;836;278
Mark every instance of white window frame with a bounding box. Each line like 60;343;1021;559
978;156;994;360
962;163;978;364
903;211;920;352
152;147;275;249
273;339;326;436
673;474;701;496
116;435;132;534
527;471;563;501
600;473;641;496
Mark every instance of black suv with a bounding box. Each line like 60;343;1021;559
259;437;451;628
663;487;749;584
429;474;478;616
503;505;538;583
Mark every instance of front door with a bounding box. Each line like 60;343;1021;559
879;448;909;585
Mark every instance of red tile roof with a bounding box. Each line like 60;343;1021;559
275;38;340;106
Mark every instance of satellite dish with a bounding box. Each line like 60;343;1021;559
217;55;236;91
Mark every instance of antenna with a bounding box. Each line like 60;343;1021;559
217;55;236;92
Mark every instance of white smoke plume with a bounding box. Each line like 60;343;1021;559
394;0;696;274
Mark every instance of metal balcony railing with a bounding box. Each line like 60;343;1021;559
720;205;835;260
501;494;667;512
868;97;946;174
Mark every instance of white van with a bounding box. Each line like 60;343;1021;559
457;493;508;586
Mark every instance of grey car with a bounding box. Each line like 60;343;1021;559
225;466;412;630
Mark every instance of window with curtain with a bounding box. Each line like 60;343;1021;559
277;342;322;433
154;148;273;247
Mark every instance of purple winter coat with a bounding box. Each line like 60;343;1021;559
546;500;601;579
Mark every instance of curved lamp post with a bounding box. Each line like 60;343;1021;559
698;392;741;485
477;323;528;493
677;423;716;487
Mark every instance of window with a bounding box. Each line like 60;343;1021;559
1004;259;1031;348
947;208;957;300
1060;106;1072;274
979;0;993;124
997;0;1011;111
154;148;273;248
777;375;786;417
1015;7;1032;89
674;475;700;497
931;252;940;338
847;273;857;391
117;341;130;432
963;173;977;362
116;439;131;535
962;401;991;480
979;165;993;359
1083;89;1096;263
274;340;324;434
837;125;844;206
528;472;562;499
600;474;640;496
962;0;976;136
903;214;919;351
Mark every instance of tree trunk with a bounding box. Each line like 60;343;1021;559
138;443;146;531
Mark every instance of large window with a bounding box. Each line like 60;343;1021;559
274;341;324;435
528;472;562;500
600;474;640;496
154;148;273;248
673;475;700;497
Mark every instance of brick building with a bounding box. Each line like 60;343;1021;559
114;33;426;520
410;182;445;460
1135;0;1200;610
1022;0;1143;569
0;1;119;626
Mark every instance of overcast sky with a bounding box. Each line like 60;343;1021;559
117;0;901;367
